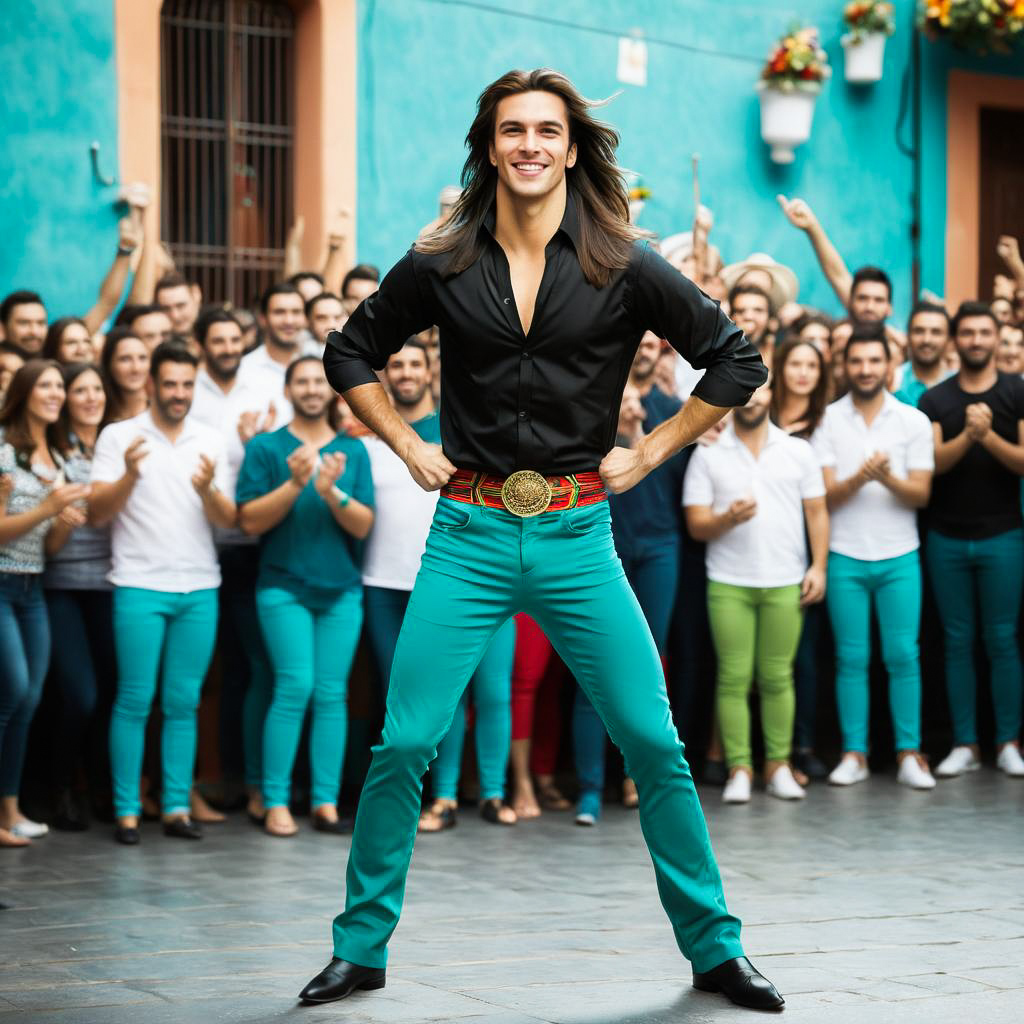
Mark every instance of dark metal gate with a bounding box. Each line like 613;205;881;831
161;0;294;307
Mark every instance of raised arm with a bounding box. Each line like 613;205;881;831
322;210;352;297
777;195;853;308
83;216;142;335
997;236;1024;291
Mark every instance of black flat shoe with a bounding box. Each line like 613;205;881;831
114;825;140;846
298;957;385;1004
703;759;728;786
480;798;516;826
162;817;202;840
247;810;267;828
312;814;353;835
792;749;828;780
693;956;784;1011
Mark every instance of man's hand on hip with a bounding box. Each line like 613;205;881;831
406;439;456;491
599;445;652;495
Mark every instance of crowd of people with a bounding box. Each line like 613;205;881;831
2;187;1024;850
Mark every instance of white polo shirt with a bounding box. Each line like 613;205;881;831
90;411;228;592
237;344;295;425
361;436;439;591
683;423;824;588
811;392;933;561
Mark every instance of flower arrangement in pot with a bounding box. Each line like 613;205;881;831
841;2;896;83
756;24;831;164
919;1;1024;55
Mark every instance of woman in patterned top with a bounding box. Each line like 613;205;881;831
0;361;90;846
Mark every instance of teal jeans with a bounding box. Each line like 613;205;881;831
925;529;1024;745
257;585;363;809
110;587;219;818
430;616;516;801
825;551;923;753
332;498;743;973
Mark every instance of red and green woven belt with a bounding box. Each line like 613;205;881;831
440;468;607;518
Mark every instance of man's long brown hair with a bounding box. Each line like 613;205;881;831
416;68;643;288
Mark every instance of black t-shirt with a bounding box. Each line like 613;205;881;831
918;373;1024;539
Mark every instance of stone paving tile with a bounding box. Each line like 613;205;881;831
1;772;1022;1021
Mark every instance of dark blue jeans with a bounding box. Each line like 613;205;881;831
44;588;116;789
363;585;412;703
574;534;682;796
0;572;50;797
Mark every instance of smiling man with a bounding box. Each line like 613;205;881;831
305;68;775;1012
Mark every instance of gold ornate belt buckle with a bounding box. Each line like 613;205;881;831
500;470;553;518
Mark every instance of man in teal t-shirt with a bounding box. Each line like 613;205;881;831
891;302;952;407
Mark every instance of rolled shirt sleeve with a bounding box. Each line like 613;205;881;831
631;243;768;408
323;251;434;394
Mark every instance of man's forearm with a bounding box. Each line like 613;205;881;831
806;220;852;309
84;251;132;335
979;431;1024;476
201;489;236;530
804;500;829;570
824;472;865;511
934;431;972;475
89;475;136;526
344;382;421;462
637;395;729;472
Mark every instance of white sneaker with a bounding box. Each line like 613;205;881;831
10;818;49;839
828;754;870;786
722;771;752;804
935;746;981;778
996;744;1024;778
765;764;806;800
897;754;936;790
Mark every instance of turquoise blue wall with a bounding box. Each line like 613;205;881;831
356;0;1024;322
0;0;121;319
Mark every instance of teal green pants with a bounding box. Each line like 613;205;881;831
332;498;743;973
706;581;802;770
110;586;219;818
925;529;1024;745
826;550;923;753
257;585;363;809
430;617;516;801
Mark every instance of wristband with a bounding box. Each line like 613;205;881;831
331;486;351;508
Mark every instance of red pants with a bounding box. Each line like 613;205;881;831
511;613;565;776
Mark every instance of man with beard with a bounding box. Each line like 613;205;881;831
811;323;936;790
155;273;203;344
573;334;688;822
239;283;316;422
919;302;1024;780
190;309;277;821
360;340;517;831
685;380;827;805
237;357;374;837
306;293;347;356
892;302;952;407
728;285;773;363
89;342;235;844
0;291;47;358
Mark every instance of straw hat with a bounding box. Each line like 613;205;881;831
660;231;723;276
720;252;799;312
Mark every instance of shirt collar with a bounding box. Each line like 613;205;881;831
837;390;899;421
481;188;582;254
720;420;786;449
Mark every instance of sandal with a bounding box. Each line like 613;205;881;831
418;801;457;833
480;798;517;826
536;782;571;811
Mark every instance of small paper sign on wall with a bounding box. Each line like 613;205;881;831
617;37;648;87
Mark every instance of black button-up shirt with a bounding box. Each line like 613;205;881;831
324;195;767;476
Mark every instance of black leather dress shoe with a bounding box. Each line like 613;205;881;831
162;817;202;840
298;957;385;1004
114;825;140;846
312;814;353;835
693;956;784;1011
792;749;828;780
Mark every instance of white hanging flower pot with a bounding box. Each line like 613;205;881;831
841;31;887;84
757;84;819;165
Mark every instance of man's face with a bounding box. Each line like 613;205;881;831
991;297;1014;325
845;341;889;399
310;297;346;344
342;279;378;316
996;324;1024;376
263;292;306;347
489;90;577;204
734;382;772;428
157;284;201;336
732;293;771;344
631;333;662;381
849;281;891;324
150;361;196;423
907;312;949;369
203;321;245;381
955;315;998;370
3;302;47;357
286;360;331;420
385;346;431;408
133;311;174;353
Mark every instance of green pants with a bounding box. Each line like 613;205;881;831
332;498;743;973
707;581;802;770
